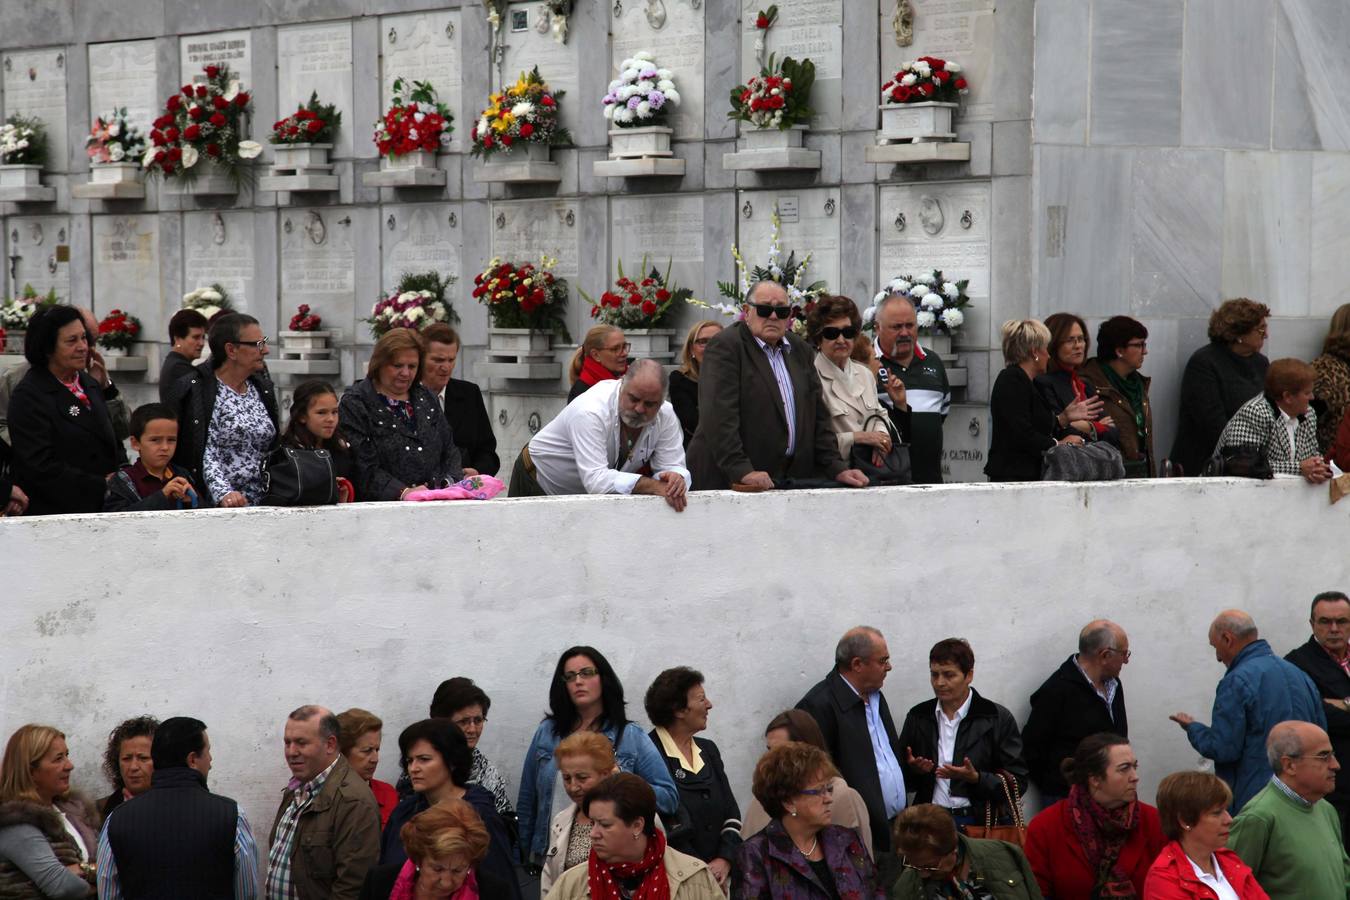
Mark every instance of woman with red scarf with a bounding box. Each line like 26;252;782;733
1035;312;1120;448
1024;733;1166;899
547;772;722;900
568;326;631;402
359;799;515;899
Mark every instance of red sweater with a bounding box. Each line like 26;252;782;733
1142;842;1269;900
1024;799;1166;898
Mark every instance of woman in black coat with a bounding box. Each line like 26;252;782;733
340;328;462;501
669;321;723;447
985;318;1093;482
8;305;124;515
1035;312;1120;448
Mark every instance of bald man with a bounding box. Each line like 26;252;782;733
1023;619;1131;804
1171;611;1326;812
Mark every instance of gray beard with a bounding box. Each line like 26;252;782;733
619;409;649;429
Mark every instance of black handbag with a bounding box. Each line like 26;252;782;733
1041;441;1126;481
262;446;338;506
1203;411;1276;479
849;413;912;485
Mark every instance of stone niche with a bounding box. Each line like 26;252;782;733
182;210;256;311
489;197;581;288
179;29;252;86
499;1;580;136
739;0;843;132
610;192;705;320
880;0;998;123
611;0;706;142
3;217;71;302
279;207;359;343
381;10;464;155
92;215;163;331
3;48;70;170
278;21;356;159
380;202;467;336
88;40;159;141
736;187;842;296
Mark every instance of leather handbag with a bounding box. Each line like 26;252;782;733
961;771;1027;847
262;446;338;506
1041;440;1126;481
849;413;912;485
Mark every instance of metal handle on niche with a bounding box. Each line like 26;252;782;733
968;416;981;438
337;216;351;227
283;219;293;234
445;22;455;39
528;412;542;434
388;27;397;43
496;211;506;229
498;409;509;426
47;255;56;275
824;198;836;217
895;212;906;232
448;212;457;228
614;0;623;15
387;214;396;231
961;210;973;229
742;201;753;219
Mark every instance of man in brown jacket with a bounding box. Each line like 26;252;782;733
266;705;380;900
687;280;868;491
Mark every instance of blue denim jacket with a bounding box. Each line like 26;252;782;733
516;719;679;862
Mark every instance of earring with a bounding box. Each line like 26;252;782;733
789;808;798;817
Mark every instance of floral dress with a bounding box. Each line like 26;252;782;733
202;381;276;504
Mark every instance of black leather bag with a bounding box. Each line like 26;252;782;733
262;446;338;506
849;413;912;486
1041;441;1126;481
1204;445;1275;479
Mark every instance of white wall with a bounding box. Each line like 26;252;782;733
2;478;1347;843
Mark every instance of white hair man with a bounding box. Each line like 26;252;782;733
872;291;949;483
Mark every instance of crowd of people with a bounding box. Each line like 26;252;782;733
3;595;1350;899
1;287;1347;516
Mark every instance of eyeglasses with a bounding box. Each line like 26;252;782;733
751;303;794;320
1291;750;1337;763
561;667;599;683
1062;336;1087;346
1124;340;1147;350
231;337;269;349
1106;647;1132;662
604;342;631;354
798;783;834;798
693;338;713;346
452;715;487;728
820;326;859;341
900;852;954;873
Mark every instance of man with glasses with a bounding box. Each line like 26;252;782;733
1228;721;1350;899
687;279;868;490
1170;610;1326;812
1023;620;1131;806
1286;590;1350;844
872;289;950;484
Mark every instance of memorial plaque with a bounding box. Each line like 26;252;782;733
737;188;841;296
88;41;159;137
183;210;255;310
612;0;706;141
501;2;580;135
611;194;704;297
180;30;252;86
381;11;464;154
882;0;997;122
940;403;989;483
279;22;355;157
740;0;843;131
280;207;358;339
4;216;71;301
3;48;69;169
93;216;161;322
878;182;991;300
382;203;463;298
490;199;580;279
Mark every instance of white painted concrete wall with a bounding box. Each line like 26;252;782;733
2;478;1347;845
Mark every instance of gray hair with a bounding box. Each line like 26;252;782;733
1267;722;1305;773
1079;620;1122;655
288;704;340;742
1212;610;1258;641
835;626;884;671
875;291;918;317
745;280;787;304
621;358;669;397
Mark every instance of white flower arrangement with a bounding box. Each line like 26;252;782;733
865;269;971;336
85;108;148;166
0;116;47;166
603;52;680;128
182;285;231;322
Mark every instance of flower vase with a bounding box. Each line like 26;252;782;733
923;333;952;356
91;162;143;184
0;164;42;187
624;328;678;361
101;346;128;358
878;102;958;143
488;328;554;356
608;127;673;160
742;125;808;151
487;143;552;166
279;330;333;352
3;330;25;354
273;144;333;171
383;150;437;171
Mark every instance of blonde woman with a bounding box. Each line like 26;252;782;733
567;325;629;402
669;321;723;446
540;731;619;895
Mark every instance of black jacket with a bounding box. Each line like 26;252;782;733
172;368;280;506
103;462;207;512
985;365;1056;482
647;730;742;863
1286;636;1350;805
0;435;13;514
796;671;902;853
340;379;462;501
158;351;199;405
1035;368;1121;447
1170;342;1269;476
897;689;1028;810
669;370;700;447
104;767;238;900
444;378;500;476
359;861;516;900
8;366;125;515
379;786;521;900
1021;655;1128;797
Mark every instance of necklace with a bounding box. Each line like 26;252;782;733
792;835;818;858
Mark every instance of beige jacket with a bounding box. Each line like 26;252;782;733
545;845;722;900
540;802;582;897
814;353;891;457
739;775;873;861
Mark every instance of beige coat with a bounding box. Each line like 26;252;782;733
545;845;723;900
814;352;891;457
739;775;873;861
540;802;582;897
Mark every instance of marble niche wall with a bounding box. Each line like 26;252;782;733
0;0;1037;482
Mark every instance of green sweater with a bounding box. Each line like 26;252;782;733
1227;780;1350;900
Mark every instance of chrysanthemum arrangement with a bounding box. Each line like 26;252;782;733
470;68;571;159
603;52;681;128
866;271;971;336
0;116;48;165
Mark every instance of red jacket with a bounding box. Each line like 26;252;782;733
1142;842;1268;900
1024;799;1166;898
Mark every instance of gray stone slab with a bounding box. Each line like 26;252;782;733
499;2;583;143
741;0;843;132
1032;0;1088;145
182;209;257;309
992;120;1030;177
989;0;1033;123
703;0;737;142
701;191;738;317
612;0;705;141
737;186;841;295
840;0;879;132
280;205;361;344
92;214;165;334
4;216;72;301
1182;0;1273;150
278;21;356;158
884;0;997;123
3;48;70;172
88;41;160;152
840;132;875;184
165;1;262;37
380;202;464;321
611;192;705;310
380;10;465;155
351;17;382;160
1131;149;1223;318
1221;151;1312;316
179;29;252;86
458;199;492;348
1274;0;1350;151
74;0;165;44
1089;0;1184;146
1308;153;1350;315
991;174;1031;332
838;183;875;303
0;0;74;47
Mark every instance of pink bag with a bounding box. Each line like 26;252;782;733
403;474;505;502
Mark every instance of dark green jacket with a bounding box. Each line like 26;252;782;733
891;835;1042;900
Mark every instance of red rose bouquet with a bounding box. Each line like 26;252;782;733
145;64;259;178
97;309;142;351
270;92;341;145
582;257;692;329
288;304;323;331
472;256;570;340
728;55;815;130
373;78;453;159
882;57;969;105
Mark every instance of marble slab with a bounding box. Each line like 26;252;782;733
88;40;159;140
1088;0;1183;146
1181;0;1272;150
1310;153;1350;316
380;10;464;155
278;21;355;158
92;215;162;324
489;198;581;279
612;0;705;141
610;193;705;306
499;2;580;139
736;187;841;297
1031;0;1088;144
941;403;989;483
381;202;464;312
1221;151;1312;317
878;182;991;315
3;48;70;170
1130;149;1222;317
3;216;71;301
182;210;256;311
179;29;252;87
280;207;359;342
1274;0;1350;151
740;0;843;132
881;0;997;122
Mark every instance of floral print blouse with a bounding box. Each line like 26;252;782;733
202;380;276;504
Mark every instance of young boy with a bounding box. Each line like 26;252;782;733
104;403;204;512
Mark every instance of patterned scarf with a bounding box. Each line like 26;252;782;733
1066;784;1138;899
388;859;479;900
587;828;669;900
62;373;90;408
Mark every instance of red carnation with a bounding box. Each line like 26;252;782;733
641;300;657;316
235;92;250;108
540;95;555;107
166;96;181;112
483;135;494;148
188;106;205;121
306;119;323;134
209;112;227;128
935;70;951;83
515;283;528;297
656;289;671;302
531;288;546;304
154;114;173;129
168;147;182;160
955;78;968;90
181;85;194;98
164;127;180;142
519;122;534;138
204;65;220;78
628;293;642;306
151;131;165;147
206;143;221;157
756;12;769;28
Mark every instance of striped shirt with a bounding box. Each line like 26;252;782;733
874;338;950;483
96;811;259;900
753;335;796;455
266;758;338;900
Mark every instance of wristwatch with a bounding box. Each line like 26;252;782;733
79;862;96;882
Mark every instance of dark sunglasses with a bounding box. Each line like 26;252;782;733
821;326;858;341
751;303;794;320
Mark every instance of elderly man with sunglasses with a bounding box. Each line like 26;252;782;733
687;280;868;491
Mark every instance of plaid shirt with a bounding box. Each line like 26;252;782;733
266;758;338;900
1214;393;1320;475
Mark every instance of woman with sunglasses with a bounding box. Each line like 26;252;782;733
808;296;909;474
516;646;678;875
733;741;882;899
